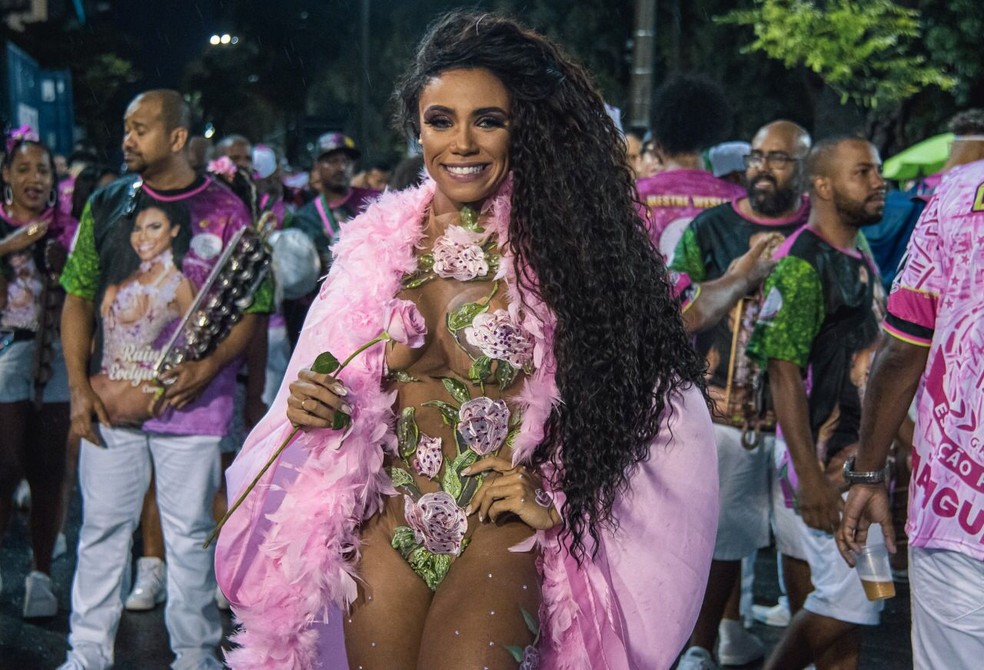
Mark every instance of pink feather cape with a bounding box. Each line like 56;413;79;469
214;178;719;669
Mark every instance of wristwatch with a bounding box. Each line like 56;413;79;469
842;456;891;485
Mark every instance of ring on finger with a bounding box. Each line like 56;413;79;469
301;399;308;412
534;488;552;508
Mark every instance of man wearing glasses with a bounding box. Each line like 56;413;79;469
671;120;812;670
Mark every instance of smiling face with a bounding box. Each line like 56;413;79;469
418;68;512;215
2;143;54;217
131;206;178;262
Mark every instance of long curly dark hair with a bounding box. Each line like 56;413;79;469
101;197;192;288
396;11;707;560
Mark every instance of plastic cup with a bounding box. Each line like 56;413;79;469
854;542;896;601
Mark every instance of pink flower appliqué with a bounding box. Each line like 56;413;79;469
412;435;443;479
432;226;488;281
520;646;540;670
464;309;534;368
206;156;238;181
385;299;427;348
403;492;467;555
458;397;510;456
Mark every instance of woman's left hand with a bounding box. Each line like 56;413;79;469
463;457;560;530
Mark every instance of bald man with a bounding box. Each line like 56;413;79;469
672;120;813;670
58;89;273;670
747;137;888;670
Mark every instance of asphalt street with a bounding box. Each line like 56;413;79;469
1;489;912;669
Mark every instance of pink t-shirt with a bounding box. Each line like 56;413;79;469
884;160;984;560
636;169;744;261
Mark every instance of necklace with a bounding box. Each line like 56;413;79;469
139;248;174;275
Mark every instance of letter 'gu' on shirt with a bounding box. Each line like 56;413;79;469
883;163;984;560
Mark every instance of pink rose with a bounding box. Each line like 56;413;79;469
403;492;467;555
458;397;510;456
385;299;427;348
412;435;443;479
206;156;238;181
464;309;534;368
432;226;488;281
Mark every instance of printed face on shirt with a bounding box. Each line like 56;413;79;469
2;143;54;216
131;206;179;263
122;96;179;176
827;140;887;229
745;125;807;217
418;67;512;216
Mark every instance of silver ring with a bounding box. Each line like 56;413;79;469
301;399;308;412
534;488;551;508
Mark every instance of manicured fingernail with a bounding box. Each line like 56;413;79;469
340;403;353;414
464;505;473;516
478;512;484;522
331;383;348;396
461;467;472;475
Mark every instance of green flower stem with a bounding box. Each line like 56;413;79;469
203;331;391;548
339;332;391;369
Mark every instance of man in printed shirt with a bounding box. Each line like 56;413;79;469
838;159;984;669
57;90;273;670
746;137;888;670
672;120;811;670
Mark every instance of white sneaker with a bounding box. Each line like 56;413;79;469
751;601;791;627
717;619;765;666
52;532;68;560
14;479;31;510
215;584;231;611
124;557;166;611
23;570;58;618
677;646;720;670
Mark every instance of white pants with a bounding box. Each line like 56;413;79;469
263;322;291;407
910;546;984;670
712;424;771;560
65;426;223;670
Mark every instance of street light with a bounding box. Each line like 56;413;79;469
208;33;239;47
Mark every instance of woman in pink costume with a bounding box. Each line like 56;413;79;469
216;12;718;669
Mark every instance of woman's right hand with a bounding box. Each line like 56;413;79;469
285;369;352;429
0;220;49;256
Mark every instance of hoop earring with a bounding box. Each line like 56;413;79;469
47;188;57;208
3;184;12;206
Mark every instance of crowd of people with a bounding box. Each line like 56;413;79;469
1;9;982;670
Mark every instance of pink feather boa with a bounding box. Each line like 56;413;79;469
215;176;718;669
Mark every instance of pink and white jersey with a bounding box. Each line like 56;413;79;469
636;169;743;262
884;159;984;560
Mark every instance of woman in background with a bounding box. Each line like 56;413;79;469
0;130;76;618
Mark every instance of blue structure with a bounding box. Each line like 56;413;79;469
3;42;75;156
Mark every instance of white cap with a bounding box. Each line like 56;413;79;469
252;144;277;179
709;141;751;177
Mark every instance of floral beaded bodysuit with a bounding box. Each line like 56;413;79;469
383;205;536;590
